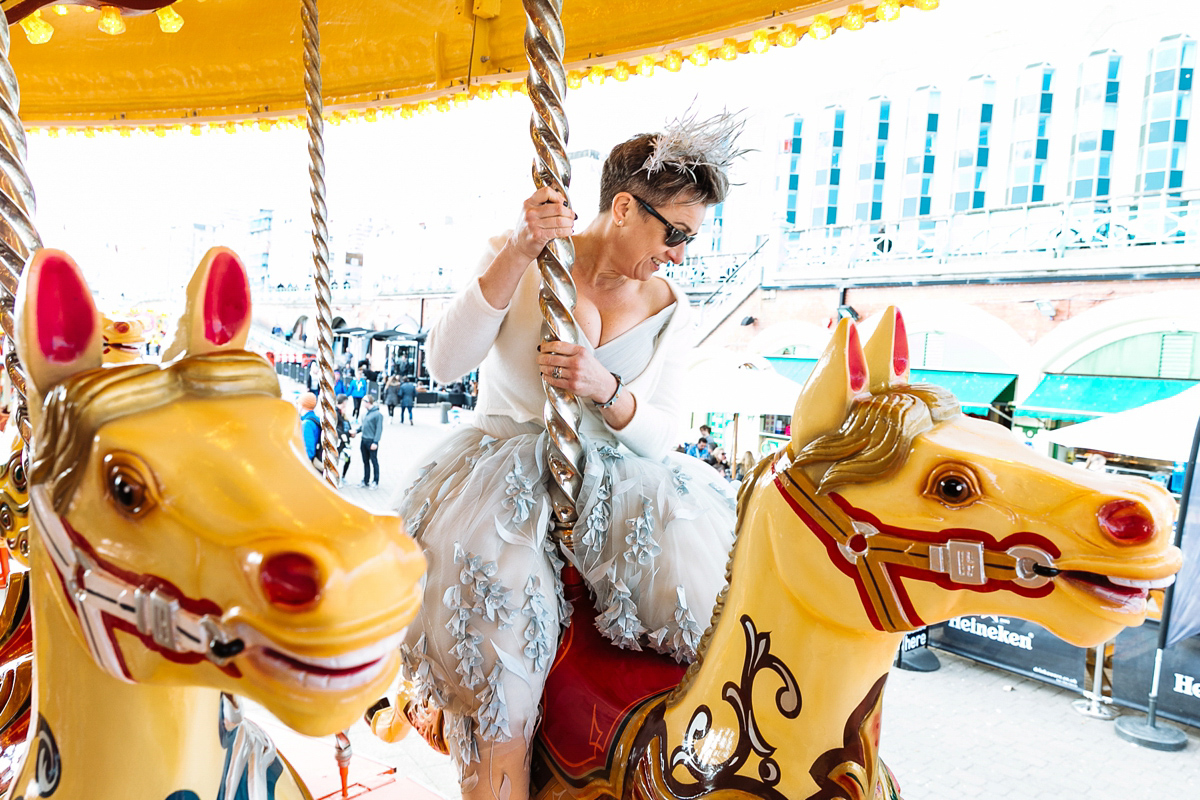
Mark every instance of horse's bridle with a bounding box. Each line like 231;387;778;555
770;448;1061;633
30;485;245;681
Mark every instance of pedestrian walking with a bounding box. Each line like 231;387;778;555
383;375;403;420
335;393;356;479
349;369;368;418
398;376;417;424
359;394;383;487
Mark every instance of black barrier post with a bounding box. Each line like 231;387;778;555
1113;413;1200;751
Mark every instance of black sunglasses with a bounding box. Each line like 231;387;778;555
631;194;697;247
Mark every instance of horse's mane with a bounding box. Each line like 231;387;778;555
32;352;281;514
666;383;959;706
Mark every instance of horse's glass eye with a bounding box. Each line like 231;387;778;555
10;459;25;493
0;505;12;531
104;457;156;517
924;465;980;507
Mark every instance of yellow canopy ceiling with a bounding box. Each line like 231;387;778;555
6;0;928;125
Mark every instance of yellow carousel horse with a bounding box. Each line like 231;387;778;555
521;308;1181;799
4;247;426;800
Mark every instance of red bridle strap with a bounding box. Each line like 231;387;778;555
770;450;1057;633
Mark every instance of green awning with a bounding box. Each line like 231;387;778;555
1017;374;1200;423
765;358;1017;413
911;370;1017;413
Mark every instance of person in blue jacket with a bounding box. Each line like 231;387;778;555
299;392;321;463
349;369;368;418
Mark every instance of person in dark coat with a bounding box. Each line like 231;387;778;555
358;394;383;487
383;375;403;419
398;377;418;424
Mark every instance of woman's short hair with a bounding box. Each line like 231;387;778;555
599;133;729;212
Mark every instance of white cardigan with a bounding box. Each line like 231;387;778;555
426;234;690;459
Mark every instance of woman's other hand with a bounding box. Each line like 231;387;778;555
509;187;576;261
537;341;618;405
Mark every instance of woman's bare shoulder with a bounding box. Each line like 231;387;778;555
646;275;679;313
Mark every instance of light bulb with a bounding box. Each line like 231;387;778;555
809;14;834;39
843;5;865;30
877;0;901;21
98;6;126;35
19;11;54;44
156;5;184;33
777;24;799;47
689;45;711;66
612;62;631;81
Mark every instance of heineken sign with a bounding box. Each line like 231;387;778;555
929;615;1087;691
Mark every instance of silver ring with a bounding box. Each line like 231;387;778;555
552;365;562;379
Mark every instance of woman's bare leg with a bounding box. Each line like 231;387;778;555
458;733;531;800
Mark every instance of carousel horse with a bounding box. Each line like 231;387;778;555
516;308;1182;799
4;247;426;800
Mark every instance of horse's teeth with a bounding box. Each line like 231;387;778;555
1109;575;1175;590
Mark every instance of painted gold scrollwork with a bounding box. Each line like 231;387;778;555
0;445;29;565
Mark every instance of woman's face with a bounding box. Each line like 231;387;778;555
612;193;707;282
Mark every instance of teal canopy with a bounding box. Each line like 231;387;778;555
765;357;1017;413
1017;374;1200;423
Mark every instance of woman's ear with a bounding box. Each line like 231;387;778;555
612;192;634;227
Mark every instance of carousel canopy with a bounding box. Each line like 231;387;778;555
5;0;934;126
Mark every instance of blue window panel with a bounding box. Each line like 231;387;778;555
906;156;922;173
876;143;887;160
1099;155;1111;176
875;162;886;180
921;177;932;194
1011;186;1029;204
788;174;799;190
1172;145;1185;168
954;192;970;211
1181;67;1193;91
972;191;986;209
880;103;891;121
833;130;844;147
871;202;883;220
923;155;936;173
919;197;932;215
791;155;801;171
878;122;890;140
1105;81;1120;103
792;138;803;154
1074;179;1094;198
958;149;974;168
832;150;841;168
816;169;829;185
826;207;838;225
793;120;804;136
1042;71;1053;91
856;202;870;221
859;163;873;180
1108;58;1121;80
812;208;825;226
1101;129;1115;151
786;211;796;224
981;103;993;123
873;183;884;201
978;148;989;167
1040;93;1053;114
1169;170;1184;189
1031;185;1045;202
786;193;797;210
927;113;939;132
1144;171;1166;191
979;126;990;147
828;188;839;204
1033;163;1045;183
830;168;841;186
902;197;918;217
1097;178;1110;196
1175;120;1189;142
1035;139;1049;159
835;109;845;127
1148;120;1171;143
1154;70;1175;92
1037;117;1050;137
974;169;986;189
1078;133;1098;153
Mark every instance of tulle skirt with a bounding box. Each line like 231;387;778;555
394;417;737;776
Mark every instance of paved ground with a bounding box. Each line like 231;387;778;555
281;379;1200;799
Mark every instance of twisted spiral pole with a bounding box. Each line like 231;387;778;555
301;0;338;486
522;0;584;542
0;11;40;447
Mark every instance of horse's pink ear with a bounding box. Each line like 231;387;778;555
863;306;911;392
790;317;868;449
15;249;104;397
162;247;251;361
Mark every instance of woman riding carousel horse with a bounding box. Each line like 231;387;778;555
395;113;746;798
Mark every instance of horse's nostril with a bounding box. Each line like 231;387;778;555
260;552;322;609
1097;499;1156;544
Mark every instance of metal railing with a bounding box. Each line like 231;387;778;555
773;187;1200;282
